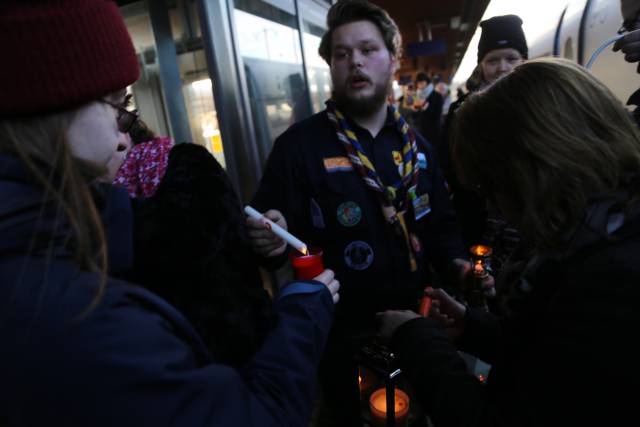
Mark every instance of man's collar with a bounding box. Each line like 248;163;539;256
340;104;396;133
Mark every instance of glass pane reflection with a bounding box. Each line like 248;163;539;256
300;0;331;113
233;0;308;155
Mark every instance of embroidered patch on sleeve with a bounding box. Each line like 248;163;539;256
324;156;353;173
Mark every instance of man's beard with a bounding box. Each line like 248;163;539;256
333;78;392;118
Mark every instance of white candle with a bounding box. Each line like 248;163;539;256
244;206;308;255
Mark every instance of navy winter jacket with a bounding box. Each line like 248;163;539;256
0;154;333;426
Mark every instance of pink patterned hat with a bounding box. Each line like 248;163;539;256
113;136;174;198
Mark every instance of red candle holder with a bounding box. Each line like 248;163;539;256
290;247;324;280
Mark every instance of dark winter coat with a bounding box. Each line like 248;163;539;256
253;108;465;336
391;187;640;426
0;153;333;426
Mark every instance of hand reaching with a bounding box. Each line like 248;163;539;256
246;209;288;258
425;288;466;341
613;23;640;70
376;310;421;342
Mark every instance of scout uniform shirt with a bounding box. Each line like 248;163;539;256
252;107;465;333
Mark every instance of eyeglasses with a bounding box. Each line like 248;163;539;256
100;99;139;133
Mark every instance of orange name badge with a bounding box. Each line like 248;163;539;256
323;156;353;173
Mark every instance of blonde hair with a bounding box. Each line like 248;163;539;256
0;110;109;313
453;58;640;249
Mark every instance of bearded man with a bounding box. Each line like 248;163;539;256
247;1;469;424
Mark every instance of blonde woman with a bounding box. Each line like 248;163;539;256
0;1;338;425
379;58;640;426
440;15;528;259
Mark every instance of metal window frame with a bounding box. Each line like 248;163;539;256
148;0;194;144
197;0;262;202
197;0;330;202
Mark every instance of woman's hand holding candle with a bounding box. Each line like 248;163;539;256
245;208;289;258
312;269;340;304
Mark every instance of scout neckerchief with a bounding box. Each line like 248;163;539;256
326;99;419;272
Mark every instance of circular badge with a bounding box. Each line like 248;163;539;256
344;241;374;271
336;201;362;227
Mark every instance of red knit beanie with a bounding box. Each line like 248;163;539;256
0;0;140;116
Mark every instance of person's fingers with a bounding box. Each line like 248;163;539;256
621;40;640;62
331;280;340;293
481;275;496;298
626;52;640;62
614;27;640;51
246;223;282;240
621;40;640;54
313;269;335;285
328;279;340;295
265;243;287;258
613;38;622;52
249;235;281;247
254;242;284;257
484;287;497;299
246;216;267;229
263;209;287;229
426;287;453;304
247;227;280;245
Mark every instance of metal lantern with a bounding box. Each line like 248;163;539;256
357;340;422;427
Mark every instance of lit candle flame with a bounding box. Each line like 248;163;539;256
369;388;410;419
300;246;308;256
472;245;491;256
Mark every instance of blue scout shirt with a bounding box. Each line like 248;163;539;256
253;107;465;334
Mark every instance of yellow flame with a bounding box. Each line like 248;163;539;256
471;245;491;256
300;246;308;256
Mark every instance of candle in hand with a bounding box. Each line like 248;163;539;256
290;247;324;280
369;388;410;427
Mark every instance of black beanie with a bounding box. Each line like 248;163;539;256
477;15;528;63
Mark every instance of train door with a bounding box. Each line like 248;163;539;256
557;0;589;62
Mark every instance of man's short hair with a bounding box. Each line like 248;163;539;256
318;0;402;65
